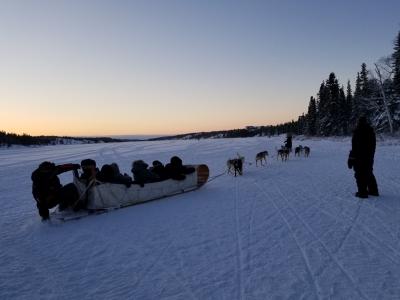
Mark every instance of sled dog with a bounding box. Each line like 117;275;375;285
277;146;290;162
294;145;303;157
255;151;268;166
227;154;245;176
304;146;310;157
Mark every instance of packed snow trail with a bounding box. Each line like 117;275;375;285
0;137;399;299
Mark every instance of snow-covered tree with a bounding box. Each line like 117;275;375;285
345;80;353;132
393;30;400;97
306;96;317;135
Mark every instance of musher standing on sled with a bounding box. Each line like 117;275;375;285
284;134;293;152
31;162;81;220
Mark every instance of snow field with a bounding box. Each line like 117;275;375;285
0;136;399;299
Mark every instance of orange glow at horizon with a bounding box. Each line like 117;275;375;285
1;113;297;137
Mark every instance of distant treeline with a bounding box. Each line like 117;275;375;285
0;131;130;147
150;122;301;141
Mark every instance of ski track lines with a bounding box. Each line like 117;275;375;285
291;171;398;296
260;181;369;299
1;137;400;299
315;156;400;262
292;176;400;267
252;180;323;300
233;178;245;300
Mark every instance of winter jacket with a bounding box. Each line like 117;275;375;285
31;162;80;220
165;156;195;181
131;160;160;186
351;120;376;166
97;164;132;187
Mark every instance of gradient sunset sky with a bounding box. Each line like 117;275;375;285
1;0;399;136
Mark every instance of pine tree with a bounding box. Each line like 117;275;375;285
351;72;362;126
354;64;374;119
325;72;341;135
393;30;400;96
306;96;317;135
339;86;347;134
317;81;329;135
360;63;370;97
346;80;353;133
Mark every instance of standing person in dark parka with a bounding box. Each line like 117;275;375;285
284;134;293;152
348;117;379;198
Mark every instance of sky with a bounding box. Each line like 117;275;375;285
0;0;399;136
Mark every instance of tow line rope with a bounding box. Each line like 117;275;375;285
207;171;226;183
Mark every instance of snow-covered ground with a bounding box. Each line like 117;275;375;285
0;136;399;299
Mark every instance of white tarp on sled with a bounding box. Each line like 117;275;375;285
73;165;209;210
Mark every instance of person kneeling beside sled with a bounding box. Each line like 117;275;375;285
31;161;81;221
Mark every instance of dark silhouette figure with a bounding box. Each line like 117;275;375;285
348;117;379;198
80;158;99;185
31;162;81;220
97;163;132;187
149;160;169;180
284;134;293;152
131;160;160;186
165;156;195;180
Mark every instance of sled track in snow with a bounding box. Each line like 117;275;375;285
233;178;245;300
280;174;400;264
252;181;323;300
265;180;371;300
156;253;198;300
245;176;262;287
286;162;400;252
132;242;174;291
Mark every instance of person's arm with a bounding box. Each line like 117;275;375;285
55;163;80;176
351;131;360;159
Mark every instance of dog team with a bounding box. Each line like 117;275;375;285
227;143;311;176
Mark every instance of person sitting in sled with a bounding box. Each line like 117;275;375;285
31;161;81;221
131;160;160;186
97;163;132;187
110;163;133;187
165;156;195;181
149;160;169;181
80;158;99;185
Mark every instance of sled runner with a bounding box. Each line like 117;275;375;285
53;164;209;221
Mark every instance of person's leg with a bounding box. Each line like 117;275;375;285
354;166;368;198
367;168;379;196
58;183;79;210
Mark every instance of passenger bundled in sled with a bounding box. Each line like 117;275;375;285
149;160;169;180
165;156;195;180
98;162;132;187
131;156;195;186
131;160;160;186
80;159;99;185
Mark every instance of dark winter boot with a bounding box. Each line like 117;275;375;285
368;191;379;196
367;173;379;196
355;192;368;199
